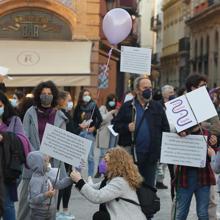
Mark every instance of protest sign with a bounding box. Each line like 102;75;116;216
165;86;217;132
160;132;207;168
120;46;152;75
40;124;92;168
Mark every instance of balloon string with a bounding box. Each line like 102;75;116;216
89;47;113;123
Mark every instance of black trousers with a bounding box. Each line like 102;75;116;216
57;163;73;210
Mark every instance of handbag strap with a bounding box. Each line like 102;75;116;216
99;178;108;212
131;107;147;163
117;197;140;207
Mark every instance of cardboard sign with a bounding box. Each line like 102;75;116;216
160;132;207;168
120;46;152;75
40;124;92;168
165;86;217;132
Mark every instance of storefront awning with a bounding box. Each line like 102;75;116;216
0;40;92;87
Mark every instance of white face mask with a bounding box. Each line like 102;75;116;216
83;95;91;103
66;101;73;111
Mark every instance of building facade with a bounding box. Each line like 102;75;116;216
151;0;163;87
187;0;220;87
161;0;191;87
0;0;100;99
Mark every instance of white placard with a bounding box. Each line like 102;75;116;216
165;86;217;132
40;124;92;168
186;86;217;123
120;46;152;75
160;132;207;168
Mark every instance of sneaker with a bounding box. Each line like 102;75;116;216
156;182;168;189
60;212;75;220
56;212;62;218
87;176;93;184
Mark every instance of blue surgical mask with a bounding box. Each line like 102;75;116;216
10;98;17;107
108;101;115;107
83;95;91;103
0;107;4;117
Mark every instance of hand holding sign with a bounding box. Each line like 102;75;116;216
165;86;217;132
70;170;82;183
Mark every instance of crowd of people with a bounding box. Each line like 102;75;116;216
1;73;220;220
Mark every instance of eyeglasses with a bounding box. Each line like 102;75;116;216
198;83;207;88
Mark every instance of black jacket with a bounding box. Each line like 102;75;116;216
61;109;80;135
73;101;102;134
113;99;170;162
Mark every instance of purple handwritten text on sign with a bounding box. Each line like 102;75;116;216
170;99;192;127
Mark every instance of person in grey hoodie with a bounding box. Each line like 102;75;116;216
27;151;73;220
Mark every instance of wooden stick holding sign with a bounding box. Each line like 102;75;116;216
47;162;61;213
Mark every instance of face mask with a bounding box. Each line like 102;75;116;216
168;95;176;101
40;94;53;107
124;94;133;103
0;107;4;117
108;101;116;107
83;95;91;103
142;89;152;100
98;159;107;174
66;101;73;111
10;98;17;107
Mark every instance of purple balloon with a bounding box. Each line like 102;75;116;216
102;8;132;45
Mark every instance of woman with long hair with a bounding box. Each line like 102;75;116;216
70;147;146;220
0;91;30;220
73;89;102;177
56;90;78;219
17;81;68;220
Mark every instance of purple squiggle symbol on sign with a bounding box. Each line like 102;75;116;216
170;99;192;127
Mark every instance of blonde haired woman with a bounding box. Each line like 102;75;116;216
70;147;146;220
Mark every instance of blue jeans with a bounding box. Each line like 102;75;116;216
3;186;16;220
99;133;118;161
175;169;210;220
79;131;95;177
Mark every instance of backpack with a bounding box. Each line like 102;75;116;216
2;132;25;183
118;182;160;218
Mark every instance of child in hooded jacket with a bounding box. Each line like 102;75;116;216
27;151;73;220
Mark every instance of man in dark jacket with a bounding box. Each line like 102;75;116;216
113;76;170;188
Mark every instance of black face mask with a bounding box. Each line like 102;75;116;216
168;95;176;101
142;89;152;100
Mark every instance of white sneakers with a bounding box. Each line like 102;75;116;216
56;211;75;220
